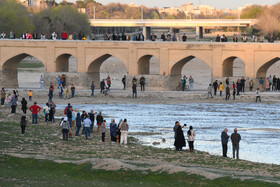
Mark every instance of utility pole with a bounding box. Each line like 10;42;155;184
141;6;144;19
93;6;96;19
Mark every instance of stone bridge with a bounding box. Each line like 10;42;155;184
0;40;279;90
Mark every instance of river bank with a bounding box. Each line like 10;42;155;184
1;90;280;185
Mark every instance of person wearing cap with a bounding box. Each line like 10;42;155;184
61;117;70;141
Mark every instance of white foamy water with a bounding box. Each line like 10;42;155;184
56;103;280;165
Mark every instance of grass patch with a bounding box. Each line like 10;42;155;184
18;62;44;69
0;155;277;187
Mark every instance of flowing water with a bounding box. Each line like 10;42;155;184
56;103;280;165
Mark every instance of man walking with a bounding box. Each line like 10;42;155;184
221;128;229;157
29;102;41;125
231;128;241;159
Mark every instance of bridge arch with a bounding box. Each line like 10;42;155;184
256;57;280;78
2;53;45;88
222;56;245;77
170;55;212;90
55;53;77;72
137;55;159;75
87;53;128;89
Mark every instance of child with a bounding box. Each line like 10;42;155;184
101;120;106;142
27;90;33;101
218;82;224;96
256;88;261;102
64;86;69;99
20;114;27;135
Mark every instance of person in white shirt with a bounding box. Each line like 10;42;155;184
43;103;50;123
83;115;92;140
187;126;196;152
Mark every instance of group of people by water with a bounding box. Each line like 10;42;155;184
173;121;241;159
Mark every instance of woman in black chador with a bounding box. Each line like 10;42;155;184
174;121;186;151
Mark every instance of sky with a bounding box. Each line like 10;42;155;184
77;0;279;9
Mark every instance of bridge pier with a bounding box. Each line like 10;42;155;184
0;69;18;88
44;72;91;90
196;26;203;40
143;27;151;40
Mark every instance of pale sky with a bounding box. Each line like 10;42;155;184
78;0;279;9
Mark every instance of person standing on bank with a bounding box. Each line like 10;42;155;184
20;114;27;135
212;80;218;96
61;117;70;141
122;75;126;90
40;75;44;90
101;120;106;142
187;126;196;152
110;119;117;142
256;88;261;102
11;94;17;113
21;98;27;114
70;84;75;98
132;83;137;98
218;82;224;96
174;121;186;151
120;119;129;145
189;76;194;91
221;128;230;157
1;87;6;105
207;84;213;99
140;76;146;91
29;102;41;125
91;81;95;96
96;112;103;133
231;128;241;159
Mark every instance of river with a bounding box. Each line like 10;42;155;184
56;102;280;165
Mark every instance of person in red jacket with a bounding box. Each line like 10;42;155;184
62;31;67;40
29;102;41;125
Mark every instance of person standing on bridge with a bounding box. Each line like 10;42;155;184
106;75;111;90
62;31;67;40
215;34;220;42
233;34;238;42
140;32;145;41
161;33;166;41
132;83;137;98
150;33;157;41
172;33;177;41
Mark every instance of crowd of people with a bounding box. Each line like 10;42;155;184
1;29;277;43
174;121;241;159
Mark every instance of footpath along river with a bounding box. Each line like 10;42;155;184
56;102;280;165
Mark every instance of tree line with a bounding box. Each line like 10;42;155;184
0;0;90;38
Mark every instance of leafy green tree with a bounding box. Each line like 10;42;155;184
0;0;34;37
32;5;90;36
240;6;265;19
